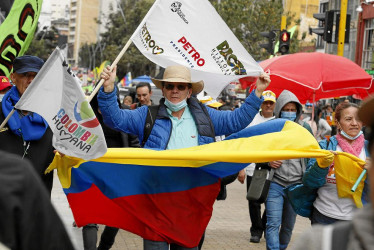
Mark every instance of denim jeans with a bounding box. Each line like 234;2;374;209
311;207;341;225
265;182;297;250
143;239;198;250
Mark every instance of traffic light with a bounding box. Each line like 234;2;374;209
278;30;290;55
310;10;334;43
335;14;351;43
259;31;276;55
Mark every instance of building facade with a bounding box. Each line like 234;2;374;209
39;0;70;30
355;0;374;71
68;0;100;65
68;0;118;66
283;0;321;50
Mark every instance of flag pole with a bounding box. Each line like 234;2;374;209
311;91;315;121
351;169;367;192
0;109;15;130
87;39;133;102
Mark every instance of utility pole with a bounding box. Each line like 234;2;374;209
281;15;286;30
337;0;348;56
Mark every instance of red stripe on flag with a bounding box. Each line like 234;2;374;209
67;182;220;247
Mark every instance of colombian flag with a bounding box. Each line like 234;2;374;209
47;119;365;247
333;152;366;207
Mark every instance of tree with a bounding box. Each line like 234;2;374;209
79;43;93;69
86;0;155;79
26;25;59;61
26;39;49;61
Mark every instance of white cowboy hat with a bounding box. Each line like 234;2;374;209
151;65;204;95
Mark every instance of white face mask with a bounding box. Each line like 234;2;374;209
337;120;363;140
164;97;188;112
0;94;4;102
340;129;363;140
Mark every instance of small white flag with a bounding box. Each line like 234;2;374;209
130;0;263;98
15;48;107;160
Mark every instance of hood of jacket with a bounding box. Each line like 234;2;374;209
274;90;303;122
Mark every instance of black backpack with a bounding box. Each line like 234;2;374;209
141;105;159;147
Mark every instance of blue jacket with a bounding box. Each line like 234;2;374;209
97;88;262;149
286;135;370;218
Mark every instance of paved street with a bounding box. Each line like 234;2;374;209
51;171;310;250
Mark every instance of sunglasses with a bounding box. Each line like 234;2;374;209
164;83;190;91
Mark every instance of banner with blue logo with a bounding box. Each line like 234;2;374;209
15;48;107;160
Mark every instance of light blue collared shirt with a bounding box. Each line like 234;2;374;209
166;106;198;150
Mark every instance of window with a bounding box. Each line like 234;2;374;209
362;19;374;70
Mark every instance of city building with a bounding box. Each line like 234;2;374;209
67;0;118;66
309;0;372;73
283;0;321;51
289;0;359;62
355;0;374;72
39;0;70;30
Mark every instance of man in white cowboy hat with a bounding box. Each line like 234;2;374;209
98;64;270;250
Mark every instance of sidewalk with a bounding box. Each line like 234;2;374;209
51;172;310;249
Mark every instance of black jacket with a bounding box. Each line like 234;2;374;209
90;91;140;148
0;151;74;250
0;104;54;194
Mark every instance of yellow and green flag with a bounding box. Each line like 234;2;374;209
0;0;43;76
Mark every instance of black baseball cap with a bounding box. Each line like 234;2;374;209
13;55;44;74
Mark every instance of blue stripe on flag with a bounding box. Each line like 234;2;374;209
65;162;220;199
226;119;287;140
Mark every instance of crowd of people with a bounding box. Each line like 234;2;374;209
0;53;373;250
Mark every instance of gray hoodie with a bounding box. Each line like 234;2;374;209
274;90;303;121
272;90;312;187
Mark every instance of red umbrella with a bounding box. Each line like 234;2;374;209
240;52;373;104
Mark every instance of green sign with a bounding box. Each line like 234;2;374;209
0;0;43;76
365;69;374;75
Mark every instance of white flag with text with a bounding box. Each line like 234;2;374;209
15;48;107;160
130;0;263;98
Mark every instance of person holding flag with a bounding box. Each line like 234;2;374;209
0;55;55;194
98;64;270;249
290;97;374;250
287;102;370;224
